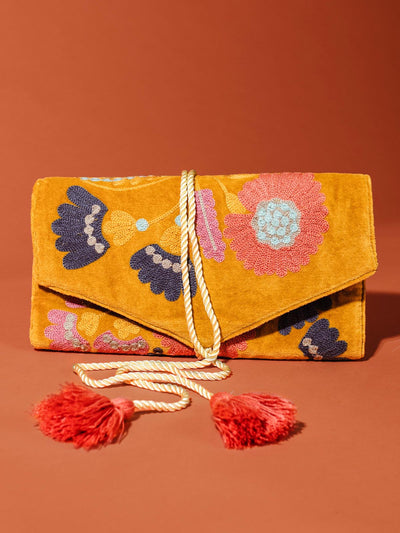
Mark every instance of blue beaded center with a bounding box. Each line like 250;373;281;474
251;198;301;249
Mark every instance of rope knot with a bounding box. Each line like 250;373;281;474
203;347;218;364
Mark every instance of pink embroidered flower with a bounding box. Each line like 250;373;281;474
195;188;226;262
45;310;90;351
224;173;329;277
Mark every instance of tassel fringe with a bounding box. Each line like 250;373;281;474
32;383;135;450
210;392;297;449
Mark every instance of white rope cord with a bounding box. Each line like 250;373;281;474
122;381;191;412
73;169;232;413
180;169;222;360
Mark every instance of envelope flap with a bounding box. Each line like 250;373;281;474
31;172;377;347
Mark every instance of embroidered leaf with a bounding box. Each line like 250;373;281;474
195;189;226;263
77;312;100;336
103;210;136;246
160;225;181;255
225;192;247;214
113;319;140;339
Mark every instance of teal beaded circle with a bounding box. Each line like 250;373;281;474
251;198;301;249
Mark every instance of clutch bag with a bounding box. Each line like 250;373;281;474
30;170;377;361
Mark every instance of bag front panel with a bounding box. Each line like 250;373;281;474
30;280;364;360
31;173;376;350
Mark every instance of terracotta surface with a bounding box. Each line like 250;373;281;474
1;2;399;532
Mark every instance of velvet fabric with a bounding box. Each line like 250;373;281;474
30;172;377;360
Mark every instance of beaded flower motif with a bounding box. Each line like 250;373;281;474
224;173;329;277
130;244;197;302
52;186;110;269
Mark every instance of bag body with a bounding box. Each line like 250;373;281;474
30;172;377;361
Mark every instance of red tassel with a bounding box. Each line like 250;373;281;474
32;383;135;450
210;392;297;449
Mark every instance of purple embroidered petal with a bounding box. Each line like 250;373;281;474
299;318;348;360
56;203;81;220
138;264;157;284
52;186;110;270
130;246;148;269
159;270;182;302
130;244;197;302
66;185;104;207
278;296;332;335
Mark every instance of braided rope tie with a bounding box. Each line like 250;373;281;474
73;169;232;413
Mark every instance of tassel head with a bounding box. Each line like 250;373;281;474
210;391;297;449
32;383;135;450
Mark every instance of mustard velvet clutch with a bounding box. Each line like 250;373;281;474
30;172;377;361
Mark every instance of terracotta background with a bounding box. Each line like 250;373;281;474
1;1;399;532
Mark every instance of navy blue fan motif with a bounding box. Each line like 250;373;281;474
52;186;110;269
299;319;348;360
130;244;197;302
278;296;332;336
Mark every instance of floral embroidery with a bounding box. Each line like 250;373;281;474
219;330;257;358
153;330;257;358
195;188;226;262
136;218;149;231
278;296;332;336
93;332;149;354
299;319;347;360
45;310;89;351
52;186;110;269
153;333;195;355
251;198;300;249
130;244;197;302
77;312;100;336
113;318;140;339
103;203;180;247
159;215;183;255
103;210;136;245
215;177;247;214
224;173;329;277
160;225;181;254
65;297;86;308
